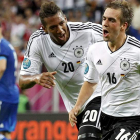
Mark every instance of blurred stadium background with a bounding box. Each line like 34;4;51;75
0;0;139;139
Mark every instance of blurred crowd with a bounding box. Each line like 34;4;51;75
0;0;140;112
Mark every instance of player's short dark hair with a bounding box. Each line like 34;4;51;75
106;0;133;31
39;1;63;26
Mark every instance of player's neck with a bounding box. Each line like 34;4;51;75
108;34;127;52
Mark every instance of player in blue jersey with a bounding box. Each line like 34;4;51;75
0;24;19;140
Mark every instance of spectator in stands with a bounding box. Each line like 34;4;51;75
127;0;140;40
75;10;87;22
66;10;77;22
0;23;19;140
85;0;104;23
10;14;26;48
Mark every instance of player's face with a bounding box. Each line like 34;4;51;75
102;8;123;43
43;12;69;46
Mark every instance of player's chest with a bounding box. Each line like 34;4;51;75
41;40;90;71
94;50;139;77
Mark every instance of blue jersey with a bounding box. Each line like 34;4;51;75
0;38;19;103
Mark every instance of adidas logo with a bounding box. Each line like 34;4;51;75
96;59;102;65
49;52;56;58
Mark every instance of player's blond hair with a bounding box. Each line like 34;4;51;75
106;0;133;31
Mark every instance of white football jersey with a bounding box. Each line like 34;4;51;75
85;35;140;117
20;22;103;112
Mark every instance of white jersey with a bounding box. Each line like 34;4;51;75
85;35;140;117
20;22;103;112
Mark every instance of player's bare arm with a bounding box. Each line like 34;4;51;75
69;81;97;127
0;59;6;79
19;71;57;90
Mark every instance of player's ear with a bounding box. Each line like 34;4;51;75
121;22;128;31
42;25;48;34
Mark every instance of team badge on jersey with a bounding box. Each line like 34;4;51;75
84;63;89;74
23;58;31;69
120;58;130;71
73;46;84;58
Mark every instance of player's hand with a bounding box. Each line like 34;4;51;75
36;71;57;88
69;106;81;127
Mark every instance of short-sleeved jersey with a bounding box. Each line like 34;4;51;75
0;38;19;103
85;35;140;117
20;22;103;112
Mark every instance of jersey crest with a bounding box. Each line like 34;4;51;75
120;58;130;71
73;46;84;58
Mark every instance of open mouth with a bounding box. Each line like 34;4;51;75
103;29;109;37
58;34;65;40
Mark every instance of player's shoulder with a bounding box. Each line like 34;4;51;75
88;40;105;53
68;21;102;34
90;40;105;49
68;21;102;27
25;28;47;57
1;38;10;46
0;38;12;50
29;27;46;40
127;35;140;49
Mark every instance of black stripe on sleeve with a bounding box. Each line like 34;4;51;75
70;23;102;34
25;30;46;57
128;37;140;47
127;41;140;48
